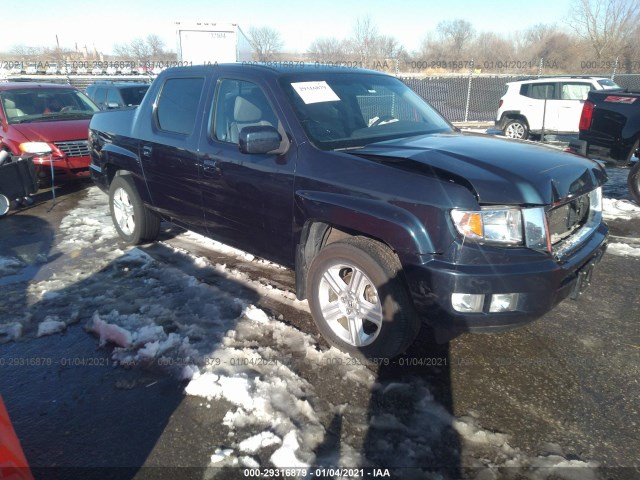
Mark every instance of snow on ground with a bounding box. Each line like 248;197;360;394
602;197;640;220
606;242;640;257
1;186;611;478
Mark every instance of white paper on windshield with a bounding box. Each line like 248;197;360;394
291;81;340;104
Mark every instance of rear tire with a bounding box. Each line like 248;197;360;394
306;236;421;360
503;119;529;140
628;161;640;205
109;174;160;244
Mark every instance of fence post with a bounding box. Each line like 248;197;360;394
464;59;474;123
538;57;544;78
612;57;618;80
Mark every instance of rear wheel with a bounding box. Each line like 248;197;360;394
503;119;529;140
306;236;421;359
628;160;640;205
109;174;160;244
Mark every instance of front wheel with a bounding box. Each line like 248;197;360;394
628;161;640;205
306;237;421;359
109;174;160;245
503;119;529;140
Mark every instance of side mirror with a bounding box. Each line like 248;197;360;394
238;125;284;155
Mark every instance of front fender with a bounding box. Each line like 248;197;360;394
91;132;151;204
294;190;441;257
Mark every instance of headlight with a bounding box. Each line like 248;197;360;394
451;207;523;245
19;142;52;154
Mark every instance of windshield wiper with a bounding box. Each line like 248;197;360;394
30;112;93;122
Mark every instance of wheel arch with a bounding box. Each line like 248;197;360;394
293;191;435;300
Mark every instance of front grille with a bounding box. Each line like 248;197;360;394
547;188;602;259
54;140;89;158
548;193;591;245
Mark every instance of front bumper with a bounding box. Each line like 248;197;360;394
32;155;91;182
403;221;609;332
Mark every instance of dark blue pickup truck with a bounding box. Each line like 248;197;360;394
572;89;640;204
88;64;608;359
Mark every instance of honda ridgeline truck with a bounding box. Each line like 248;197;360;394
88;64;609;359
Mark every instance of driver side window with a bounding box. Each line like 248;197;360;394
213;79;278;144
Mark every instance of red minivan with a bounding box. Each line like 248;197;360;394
0;83;99;186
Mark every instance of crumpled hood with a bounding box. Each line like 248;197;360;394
353;133;607;205
10;119;92;144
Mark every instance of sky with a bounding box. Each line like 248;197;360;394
1;0;575;55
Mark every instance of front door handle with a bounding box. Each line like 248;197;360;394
203;158;222;177
142;145;152;158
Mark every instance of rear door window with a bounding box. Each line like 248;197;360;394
527;83;556;100
156;77;205;135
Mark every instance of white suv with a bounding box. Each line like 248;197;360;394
496;76;620;140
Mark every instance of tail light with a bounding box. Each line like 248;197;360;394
498;99;503;109
579;100;594;131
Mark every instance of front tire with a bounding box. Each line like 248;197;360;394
109;174;160;245
306;237;421;359
628;161;640;205
503;119;529;140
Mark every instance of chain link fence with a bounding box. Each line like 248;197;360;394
401;73;640;123
4;70;639;124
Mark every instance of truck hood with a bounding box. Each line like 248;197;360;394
353;133;607;205
10;119;92;143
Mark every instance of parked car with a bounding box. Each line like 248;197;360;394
570;89;640;203
496;76;621;140
0;83;100;186
89;64;608;359
85;81;150;110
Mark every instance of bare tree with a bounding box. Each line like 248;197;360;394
568;0;640;59
248;26;283;61
521;23;574;69
112;35;172;63
351;16;378;64
436;19;475;55
307;37;349;61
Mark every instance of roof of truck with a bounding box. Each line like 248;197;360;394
0;82;78;91
164;62;389;77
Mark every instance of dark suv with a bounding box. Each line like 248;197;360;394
85;81;149;110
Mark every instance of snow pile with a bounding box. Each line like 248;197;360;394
57;187;118;255
88;312;133;347
37;316;67;337
606;242;640;257
0;322;23;343
602;198;640;220
0;256;24;276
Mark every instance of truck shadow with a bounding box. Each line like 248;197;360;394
311;273;462;479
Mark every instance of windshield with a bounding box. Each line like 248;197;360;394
0;88;99;124
280;72;452;150
597;79;621;89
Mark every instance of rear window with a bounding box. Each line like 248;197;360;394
156;77;205;135
120;86;149;106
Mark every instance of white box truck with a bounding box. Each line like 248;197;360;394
176;22;253;65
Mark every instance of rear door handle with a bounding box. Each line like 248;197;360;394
142;145;152;158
